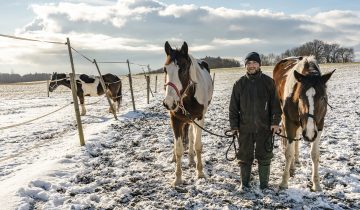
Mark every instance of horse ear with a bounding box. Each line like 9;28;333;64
294;70;305;82
180;42;188;55
165;41;171;55
321;69;335;84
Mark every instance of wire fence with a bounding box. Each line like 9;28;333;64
0;33;162;163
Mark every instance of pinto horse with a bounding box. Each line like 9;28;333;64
273;56;335;191
163;41;213;186
49;72;122;116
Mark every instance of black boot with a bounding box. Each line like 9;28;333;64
240;164;251;190
258;164;270;189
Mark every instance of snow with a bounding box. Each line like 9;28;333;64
0;64;359;209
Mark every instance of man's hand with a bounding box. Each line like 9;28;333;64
271;125;281;135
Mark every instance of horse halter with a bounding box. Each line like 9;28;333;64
164;79;194;107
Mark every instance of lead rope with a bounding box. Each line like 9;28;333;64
178;105;238;161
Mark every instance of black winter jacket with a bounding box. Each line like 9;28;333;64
229;71;282;133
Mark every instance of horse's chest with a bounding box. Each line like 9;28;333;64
81;79;100;96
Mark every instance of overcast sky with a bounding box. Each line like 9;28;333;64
1;0;359;75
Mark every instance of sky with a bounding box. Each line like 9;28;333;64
0;0;359;75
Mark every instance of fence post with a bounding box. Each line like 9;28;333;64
146;76;150;104
67;38;85;146
127;59;136;111
47;80;50;97
155;75;157;93
93;59;118;120
144;65;154;97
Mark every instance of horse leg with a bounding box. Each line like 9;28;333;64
290;127;302;176
194;119;205;179
79;95;86;116
171;118;184;186
280;127;296;189
294;127;301;164
117;86;122;112
311;131;322;191
188;124;195;167
106;90;116;114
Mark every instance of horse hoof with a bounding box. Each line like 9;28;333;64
290;169;295;177
172;179;183;186
311;185;322;192
197;172;206;179
279;183;288;190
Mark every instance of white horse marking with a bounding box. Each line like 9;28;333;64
306;87;316;140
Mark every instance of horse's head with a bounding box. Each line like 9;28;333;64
162;41;192;111
294;69;335;142
49;72;66;92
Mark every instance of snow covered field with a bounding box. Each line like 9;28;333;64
0;64;359;209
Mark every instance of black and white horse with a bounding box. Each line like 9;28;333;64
49;72;122;116
163;41;213;186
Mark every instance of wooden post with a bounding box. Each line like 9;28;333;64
212;72;215;87
127;59;136;111
93;59;118;120
47;80;50;97
155;75;157;93
146;76;150;104
66;38;85;146
144;65;154;97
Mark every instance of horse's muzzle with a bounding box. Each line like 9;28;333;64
302;130;318;142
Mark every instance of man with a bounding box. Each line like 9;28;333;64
229;52;282;190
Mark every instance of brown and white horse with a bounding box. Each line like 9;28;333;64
273;56;335;191
49;72;122;116
163;41;213;186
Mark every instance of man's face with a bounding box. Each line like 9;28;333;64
246;61;260;74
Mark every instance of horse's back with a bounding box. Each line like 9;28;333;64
273;57;302;100
102;73;121;83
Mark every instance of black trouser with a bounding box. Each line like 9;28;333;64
237;130;273;166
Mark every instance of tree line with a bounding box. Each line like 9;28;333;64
260;39;355;66
149;56;241;74
0;73;51;84
201;56;240;69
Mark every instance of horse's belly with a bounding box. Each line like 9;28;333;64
82;81;99;97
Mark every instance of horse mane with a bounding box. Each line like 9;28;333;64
291;56;321;101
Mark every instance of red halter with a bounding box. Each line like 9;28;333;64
164;82;181;98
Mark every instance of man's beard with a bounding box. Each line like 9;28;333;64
247;67;259;74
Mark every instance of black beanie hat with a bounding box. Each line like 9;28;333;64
245;52;261;65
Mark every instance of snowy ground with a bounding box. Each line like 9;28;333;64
0;64;359;209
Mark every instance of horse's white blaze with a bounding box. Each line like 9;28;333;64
189;55;213;111
164;63;182;108
306;87;316;139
